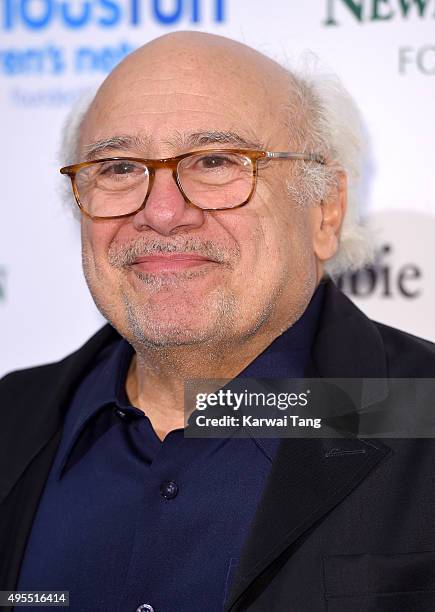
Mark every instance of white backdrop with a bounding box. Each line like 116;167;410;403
1;0;434;377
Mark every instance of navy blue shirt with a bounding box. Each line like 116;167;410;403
17;284;325;612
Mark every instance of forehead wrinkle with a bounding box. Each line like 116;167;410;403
119;54;279;96
105;92;267;120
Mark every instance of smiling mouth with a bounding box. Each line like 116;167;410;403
130;253;219;274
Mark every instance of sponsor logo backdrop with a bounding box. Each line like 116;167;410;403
1;0;434;376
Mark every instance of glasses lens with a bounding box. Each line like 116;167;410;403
178;152;253;209
75;160;149;217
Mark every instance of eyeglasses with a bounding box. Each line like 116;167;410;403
60;148;326;220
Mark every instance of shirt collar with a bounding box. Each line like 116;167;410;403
56;281;325;479
55;338;137;479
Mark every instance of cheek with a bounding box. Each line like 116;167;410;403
225;172;317;281
221;217;284;303
81;218;122;257
260;212;317;298
80;219;117;281
219;209;266;275
255;202;313;269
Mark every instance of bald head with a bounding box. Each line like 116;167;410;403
114;30;290;84
79;32;295;159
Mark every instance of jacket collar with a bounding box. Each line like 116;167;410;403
224;280;392;610
311;278;388;379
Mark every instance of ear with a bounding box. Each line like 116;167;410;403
312;171;347;262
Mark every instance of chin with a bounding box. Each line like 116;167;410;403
126;319;224;348
121;290;238;349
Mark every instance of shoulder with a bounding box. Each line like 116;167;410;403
0;324;121;402
0;359;67;400
372;320;435;377
315;280;435;378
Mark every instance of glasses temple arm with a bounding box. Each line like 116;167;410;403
265;152;326;164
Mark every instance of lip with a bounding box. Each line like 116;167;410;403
130;253;218;273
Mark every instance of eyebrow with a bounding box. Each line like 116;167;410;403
178;130;265;150
82;135;151;161
82;130;265;161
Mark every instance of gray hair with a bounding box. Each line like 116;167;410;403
59;66;372;275
281;66;373;275
59;89;95;221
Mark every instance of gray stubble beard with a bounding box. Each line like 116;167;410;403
120;277;239;350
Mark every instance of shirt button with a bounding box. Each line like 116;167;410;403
115;408;126;419
136;605;154;612
160;480;179;500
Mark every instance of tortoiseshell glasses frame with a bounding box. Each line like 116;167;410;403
60;148;326;221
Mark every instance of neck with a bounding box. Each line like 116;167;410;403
124;280;325;440
125;323;289;440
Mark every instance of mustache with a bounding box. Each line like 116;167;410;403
108;237;239;268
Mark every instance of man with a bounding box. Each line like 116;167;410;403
1;32;435;612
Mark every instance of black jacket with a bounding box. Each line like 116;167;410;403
1;280;435;611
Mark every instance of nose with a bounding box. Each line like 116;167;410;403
131;168;205;236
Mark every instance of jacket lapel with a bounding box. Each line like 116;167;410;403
225;437;390;611
225;281;393;610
